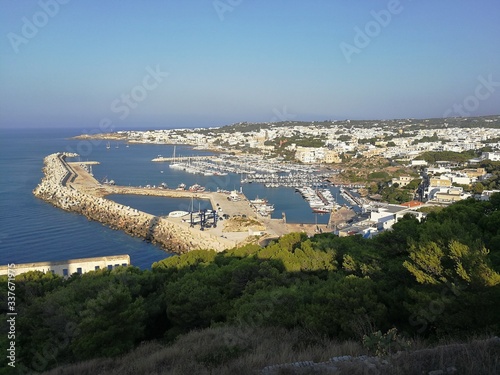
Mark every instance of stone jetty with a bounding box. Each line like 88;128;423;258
33;153;236;253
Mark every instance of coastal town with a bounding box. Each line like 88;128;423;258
84;116;500;163
18;115;500;278
69;115;500;241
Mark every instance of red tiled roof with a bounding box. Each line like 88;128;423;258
401;200;424;208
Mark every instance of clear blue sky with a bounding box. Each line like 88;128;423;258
1;0;499;129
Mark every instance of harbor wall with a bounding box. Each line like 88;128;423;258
33;153;234;253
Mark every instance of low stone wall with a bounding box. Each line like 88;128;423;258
33;153;233;253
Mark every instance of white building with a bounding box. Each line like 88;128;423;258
0;255;131;277
411;159;428;167
482;152;500;161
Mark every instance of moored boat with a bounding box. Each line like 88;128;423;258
168;211;190;218
250;197;268;205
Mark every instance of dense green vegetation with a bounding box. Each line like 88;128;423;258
415;150;477;164
480;160;500;190
265;135;326;148
411;132;440;144
2;195;500;374
379;185;414;203
192;115;500;136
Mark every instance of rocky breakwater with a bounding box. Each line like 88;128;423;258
33;153;234;253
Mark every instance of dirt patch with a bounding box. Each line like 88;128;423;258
223;217;266;232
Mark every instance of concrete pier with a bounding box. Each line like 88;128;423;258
33;153;288;254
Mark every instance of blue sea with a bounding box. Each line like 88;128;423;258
0;128;350;269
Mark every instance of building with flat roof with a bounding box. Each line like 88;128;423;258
0;255;131;277
391;175;413;187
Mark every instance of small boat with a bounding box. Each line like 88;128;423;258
312;208;329;214
168;211;190;218
102;178;115;185
262;204;274;212
106;142;110;149
250;197;268;205
189;184;205;192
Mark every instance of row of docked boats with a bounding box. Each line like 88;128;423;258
242;172;327;188
295;187;340;213
169;159;229;176
165;182;207;192
164;148;323;178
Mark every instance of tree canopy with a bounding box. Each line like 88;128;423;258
1;194;499;373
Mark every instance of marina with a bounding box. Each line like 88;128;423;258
3;127;364;269
86;142;356;225
33;148;362;256
154;152;327;181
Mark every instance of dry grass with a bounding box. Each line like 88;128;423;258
41;326;362;375
387;336;500;375
41;327;500;375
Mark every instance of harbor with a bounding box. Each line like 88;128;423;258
34;153;360;253
34;152;349;254
33;153;236;253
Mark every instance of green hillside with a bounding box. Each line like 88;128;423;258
2;194;500;374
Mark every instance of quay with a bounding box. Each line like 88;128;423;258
33;153;299;254
339;187;364;206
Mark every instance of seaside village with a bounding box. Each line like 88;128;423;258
113;118;500;237
4;118;500;278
